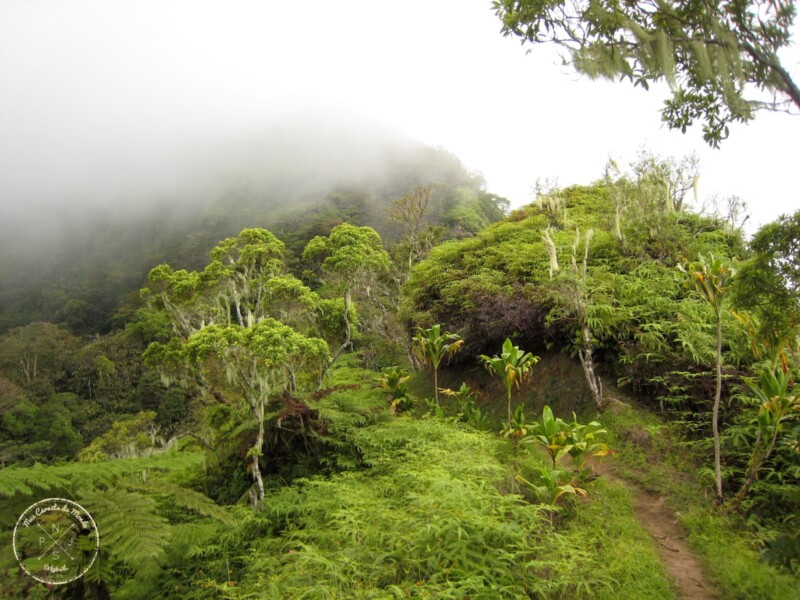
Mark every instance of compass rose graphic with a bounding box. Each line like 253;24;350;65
13;498;100;585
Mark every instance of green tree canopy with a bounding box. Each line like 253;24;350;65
733;209;800;340
142;229;330;508
304;223;391;286
0;322;79;394
303;224;390;361
494;0;799;146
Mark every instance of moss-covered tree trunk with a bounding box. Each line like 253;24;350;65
250;399;267;509
578;324;603;410
329;287;353;366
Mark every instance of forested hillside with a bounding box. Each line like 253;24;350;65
0;137;504;336
1;151;798;598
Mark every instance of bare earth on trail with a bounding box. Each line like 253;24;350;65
589;448;717;600
631;487;717;600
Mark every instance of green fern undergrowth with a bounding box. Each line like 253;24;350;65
178;413;678;599
0;445;231;599
4;370;795;598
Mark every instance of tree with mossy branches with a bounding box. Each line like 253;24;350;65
179;320;328;507
142;228;330;508
303;223;391;364
494;0;800;146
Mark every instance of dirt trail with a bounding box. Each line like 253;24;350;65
630;485;717;600
596;461;717;600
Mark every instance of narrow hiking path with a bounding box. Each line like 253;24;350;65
630;485;716;600
598;461;718;600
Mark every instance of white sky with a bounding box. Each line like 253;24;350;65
1;0;798;234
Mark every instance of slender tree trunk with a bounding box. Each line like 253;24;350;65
329;287;353;365
578;325;604;409
433;367;439;405
713;316;723;502
250;401;266;509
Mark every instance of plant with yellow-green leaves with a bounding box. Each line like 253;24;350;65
377;365;413;413
413;324;463;405
727;366;800;512
480;338;539;426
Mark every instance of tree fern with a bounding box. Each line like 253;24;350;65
136;479;236;526
0;464;71;497
0;449;233;598
79;488;169;564
0;449;207;498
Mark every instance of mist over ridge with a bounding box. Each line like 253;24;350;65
0;111;499;334
1;112;410;238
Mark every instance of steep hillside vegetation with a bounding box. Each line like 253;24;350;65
402;174;799;574
0;155;798;597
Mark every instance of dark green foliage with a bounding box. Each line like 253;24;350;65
0;322;80;397
0;387;86;464
732;209;800;340
0;449;232;598
0;319;189;465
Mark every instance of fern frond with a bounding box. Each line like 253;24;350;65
0;464;71;497
0;451;207;498
136;479;237;526
79;488;171;564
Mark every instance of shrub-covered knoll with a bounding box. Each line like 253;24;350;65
402;184;743;391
